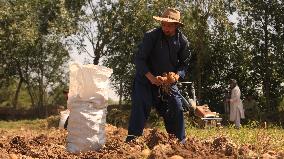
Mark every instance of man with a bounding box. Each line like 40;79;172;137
126;8;191;143
227;79;245;129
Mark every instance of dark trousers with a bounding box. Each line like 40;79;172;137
127;80;185;141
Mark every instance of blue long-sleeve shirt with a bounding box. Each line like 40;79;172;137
135;27;190;81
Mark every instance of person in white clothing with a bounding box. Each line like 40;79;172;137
226;79;245;129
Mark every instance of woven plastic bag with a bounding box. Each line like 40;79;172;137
66;63;112;153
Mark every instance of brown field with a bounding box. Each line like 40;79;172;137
1;122;284;159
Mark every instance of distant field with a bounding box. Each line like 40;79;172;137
0;116;59;130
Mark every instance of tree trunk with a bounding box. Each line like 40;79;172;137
12;79;22;109
196;17;207;103
93;55;100;65
37;42;45;118
12;62;25;119
26;82;36;118
197;48;202;102
92;37;104;65
119;80;123;106
262;12;271;110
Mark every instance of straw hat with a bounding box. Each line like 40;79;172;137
153;8;184;26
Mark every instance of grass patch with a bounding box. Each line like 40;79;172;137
186;126;284;152
0;115;60;130
0;119;47;130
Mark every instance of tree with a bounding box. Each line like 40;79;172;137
103;0;176;103
102;0;242;108
236;0;284;110
0;0;84;117
66;0;115;65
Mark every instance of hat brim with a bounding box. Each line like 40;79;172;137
153;16;184;26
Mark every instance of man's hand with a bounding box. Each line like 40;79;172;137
145;72;179;86
157;76;167;83
145;72;163;86
166;72;179;84
174;73;180;81
167;72;179;84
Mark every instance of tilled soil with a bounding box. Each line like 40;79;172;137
0;125;283;159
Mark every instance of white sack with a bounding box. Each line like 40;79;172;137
66;63;112;153
68;63;112;105
67;102;106;153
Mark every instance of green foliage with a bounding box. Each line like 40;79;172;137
0;80;31;109
106;104;166;129
107;98;119;105
236;0;284;110
48;84;69;108
99;0;284;114
65;0;115;65
103;0;191;101
106;104;131;128
0;0;84;117
1;0;284;119
46;115;61;128
278;97;284;112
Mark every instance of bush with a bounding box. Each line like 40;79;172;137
46;115;60;128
